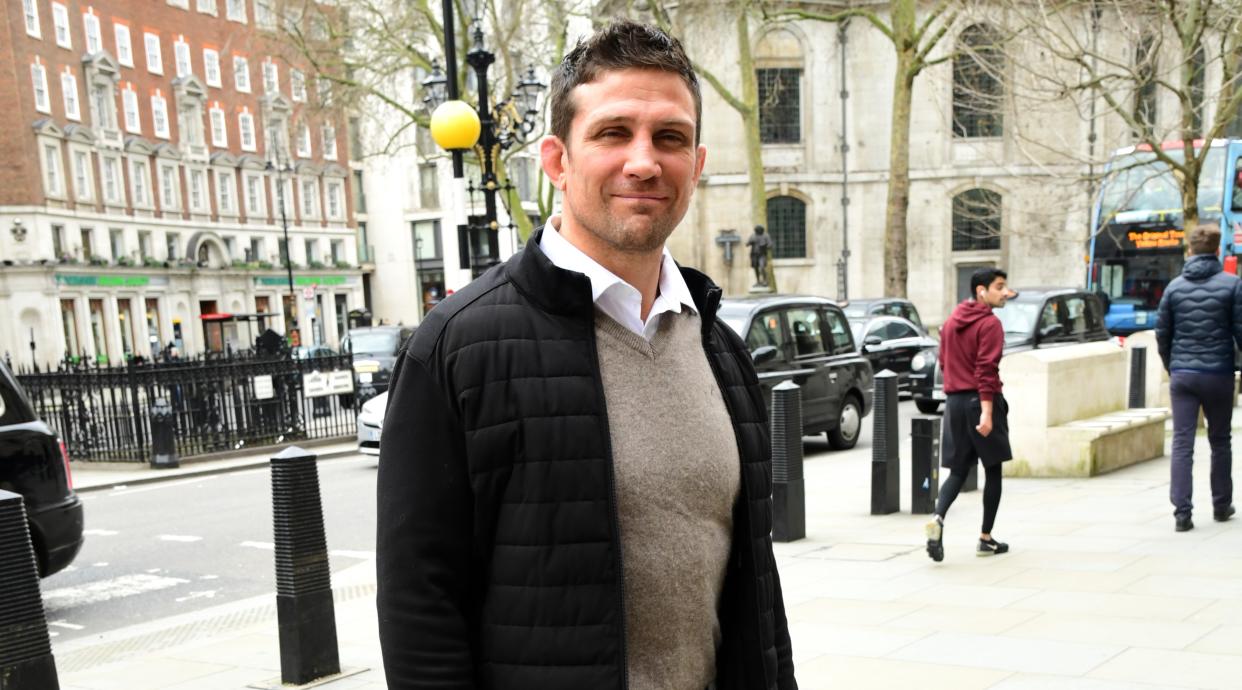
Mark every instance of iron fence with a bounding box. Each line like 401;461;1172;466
15;352;361;463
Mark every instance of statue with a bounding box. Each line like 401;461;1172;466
746;225;773;287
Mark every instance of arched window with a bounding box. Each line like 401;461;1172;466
767;195;807;258
952;189;1001;251
952;24;1004;138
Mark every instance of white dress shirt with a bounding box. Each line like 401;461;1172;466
539;217;698;341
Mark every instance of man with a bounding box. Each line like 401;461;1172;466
925;268;1016;562
746;225;773;287
1155;223;1241;532
377;21;796;690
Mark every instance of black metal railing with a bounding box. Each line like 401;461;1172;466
15;352;360;463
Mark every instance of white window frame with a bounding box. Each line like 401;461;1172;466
43;142;63;197
226;0;246;23
291;69;306;102
144;33;163;74
167;0;189;8
72;148;93;202
52;3;71;48
233;56;250;92
217;171;235;213
238;111;256;151
203;49;221;87
263;61;279;95
31;62;50;114
189;168;206;211
209;106;227;147
196;0;216;15
61;70;81;121
174;38;191;78
101;155;122;204
24;0;41;39
159;163;179;210
114;24;133;67
300;178;319;218
151;93;170;139
130;158;151;207
322;125;336;160
122;86;141;133
255;0;275;28
245;173;265;216
326;181;343;219
296;122;311;158
83;11;101;53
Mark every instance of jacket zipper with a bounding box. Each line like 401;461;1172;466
586;320;630;690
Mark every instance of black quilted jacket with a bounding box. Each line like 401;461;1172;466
1155;254;1242;373
376;230;796;690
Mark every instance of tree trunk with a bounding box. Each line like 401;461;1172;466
736;8;775;291
884;56;916;297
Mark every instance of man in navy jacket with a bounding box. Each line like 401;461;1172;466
1156;223;1242;531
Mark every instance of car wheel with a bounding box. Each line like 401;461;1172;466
827;395;863;450
915;399;942;415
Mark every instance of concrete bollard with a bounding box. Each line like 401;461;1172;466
910;417;940;514
270;447;340;686
770;381;805;542
871;370;900;515
149;397;180;469
0;489;60;690
1129;346;1147;409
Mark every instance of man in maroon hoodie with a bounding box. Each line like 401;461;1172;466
925;268;1017;562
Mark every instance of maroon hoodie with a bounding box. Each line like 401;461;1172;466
940;299;1005;401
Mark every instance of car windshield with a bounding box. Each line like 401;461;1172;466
993;301;1041;336
717;304;751;338
842;303;867;319
1098;146;1226;222
350;331;399;355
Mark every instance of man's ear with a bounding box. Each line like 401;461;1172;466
540;136;568;192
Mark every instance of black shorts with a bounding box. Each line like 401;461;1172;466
941;392;1012;472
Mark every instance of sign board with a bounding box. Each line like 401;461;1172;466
328;369;354;394
302;369;355;398
253;375;274;400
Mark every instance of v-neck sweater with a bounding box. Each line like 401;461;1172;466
594;307;742;690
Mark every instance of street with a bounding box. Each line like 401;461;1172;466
42;453;379;646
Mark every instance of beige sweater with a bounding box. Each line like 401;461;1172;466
595;308;741;690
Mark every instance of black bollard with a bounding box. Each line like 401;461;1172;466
0;490;60;690
910;417;940;514
1129;346;1147;409
149;397;180;469
771;381;805;542
871;370;900;515
270;447;340;685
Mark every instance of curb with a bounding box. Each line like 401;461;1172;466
73;446;361;493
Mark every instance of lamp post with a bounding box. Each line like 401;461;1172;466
423;7;546;278
266;155;298;341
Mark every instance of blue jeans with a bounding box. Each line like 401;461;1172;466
1169;371;1234;517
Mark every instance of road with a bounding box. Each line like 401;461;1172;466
41;453;379;645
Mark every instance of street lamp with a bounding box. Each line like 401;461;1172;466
265;154;298;341
425;8;546;277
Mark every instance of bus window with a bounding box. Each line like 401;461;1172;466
1233;164;1242;212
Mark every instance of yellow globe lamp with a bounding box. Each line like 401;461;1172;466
430;100;482;150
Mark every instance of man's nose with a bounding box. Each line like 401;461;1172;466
622;139;660;180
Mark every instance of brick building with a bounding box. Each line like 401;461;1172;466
0;0;365;367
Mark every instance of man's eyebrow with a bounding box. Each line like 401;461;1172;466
585;114;694;131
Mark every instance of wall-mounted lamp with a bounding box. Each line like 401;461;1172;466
715;229;741;264
10;219;27;242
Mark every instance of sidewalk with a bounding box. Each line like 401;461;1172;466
56;428;1242;689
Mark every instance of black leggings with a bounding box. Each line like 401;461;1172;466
936;464;1003;534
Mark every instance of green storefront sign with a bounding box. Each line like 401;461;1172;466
56;274;152;287
254;276;349;287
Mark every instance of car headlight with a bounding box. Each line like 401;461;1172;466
912;353;927;371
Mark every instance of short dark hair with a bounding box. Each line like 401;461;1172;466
1187;222;1221;255
548;20;702;146
970;267;1008;299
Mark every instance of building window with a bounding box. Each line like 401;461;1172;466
123;86;141;133
263;61;279;94
203;49;221;87
52;3;71;48
197;0;216;14
139;231;152;259
301;179;318;217
145;32;163;74
151;93;170;139
245;174;264;215
413;219;441;260
217;171;234;212
951;188;1002;251
53;225;66;258
159;164;179;209
952;24;1004;138
23;0;40;38
131;159;150;206
226;0;246;22
291;69;306;102
418;164;437;209
61;71;81;121
83;11;101;53
101;156;121;203
249;237;264;262
304;238;318;264
114;24;133;67
239;111;256;151
109;228;125;260
174;38;191;78
73;149;92;201
296;122;311;157
322;125;337;160
326;181;342;219
255;0;275;28
43;143;63;197
189;169;206;211
166;231;180;260
31;62;50;113
209;106;227;147
757;68;801;144
766;195;806;259
275;177;292;214
81;227;94;259
234;56;250;92
89;80;117;131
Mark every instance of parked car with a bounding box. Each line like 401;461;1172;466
849;316;939;393
291;345;338;360
910;288;1111;413
1102;296;1155;335
341;326;415;405
842;297;928;335
357;391;389;456
718;295;874;449
0;359;83;577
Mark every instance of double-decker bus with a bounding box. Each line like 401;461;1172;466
1087;139;1242;334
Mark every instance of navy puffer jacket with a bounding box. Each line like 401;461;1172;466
1155;254;1242;373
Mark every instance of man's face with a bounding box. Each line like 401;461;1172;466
540;68;706;255
976;277;1016;308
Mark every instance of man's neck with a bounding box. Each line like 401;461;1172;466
555;217;664;321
